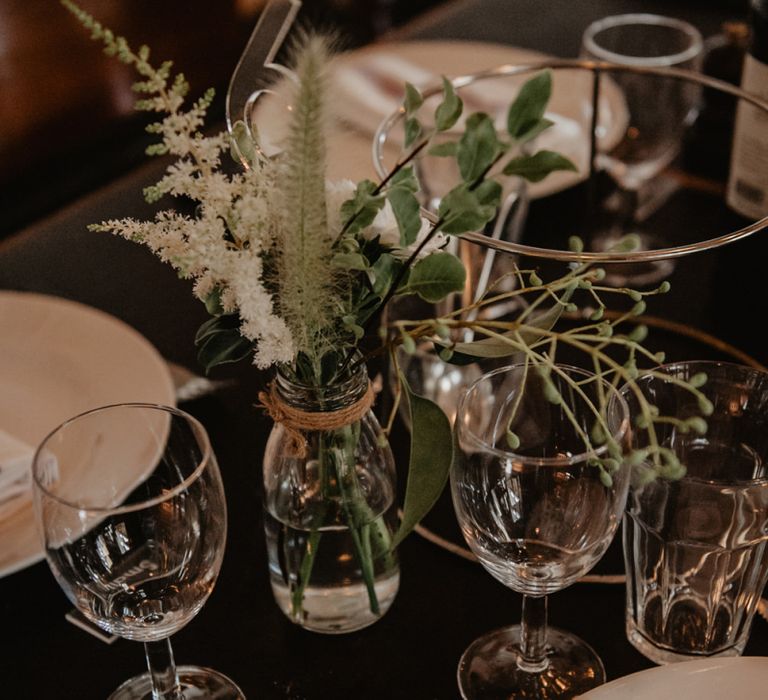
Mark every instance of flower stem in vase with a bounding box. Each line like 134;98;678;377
271;401;399;633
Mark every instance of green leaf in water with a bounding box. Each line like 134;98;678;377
391;374;454;549
229;119;257;167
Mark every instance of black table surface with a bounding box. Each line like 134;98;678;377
1;1;766;698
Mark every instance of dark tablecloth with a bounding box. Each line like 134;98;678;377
1;1;765;698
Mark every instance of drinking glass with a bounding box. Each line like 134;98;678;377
622;362;768;664
32;403;244;699
581;14;704;284
452;364;630;699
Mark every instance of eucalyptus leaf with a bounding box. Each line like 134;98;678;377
474;179;503;206
340;179;385;235
404;82;423;116
399;251;465;302
502;150;577;182
457;112;503;183
515;117;554;146
434;76;463;132
332;252;369;270
404;117;422;149
369;252;401;296
387;187;422;246
507;71;552;140
389;165;420;192
196;328;253;373
448;285;575;359
391;374;454;549
438;180;501;235
428;141;458;157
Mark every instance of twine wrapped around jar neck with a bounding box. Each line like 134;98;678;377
258;380;375;458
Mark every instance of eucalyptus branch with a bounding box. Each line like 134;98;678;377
375;138;432;195
333;137;432;245
516;326;669;473
337;217;446;378
389;251;707;482
465;324;620;464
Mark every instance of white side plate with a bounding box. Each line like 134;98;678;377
578;657;768;699
252;39;628;198
0;291;176;577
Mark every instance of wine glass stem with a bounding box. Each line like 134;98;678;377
144;638;183;699
518;594;549;673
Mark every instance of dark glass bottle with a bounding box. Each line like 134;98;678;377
727;0;768;218
685;22;748;180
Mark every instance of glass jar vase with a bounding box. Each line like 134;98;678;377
262;362;400;634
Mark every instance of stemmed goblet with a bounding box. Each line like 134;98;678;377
451;364;630;699
581;14;704;285
32;403;244;699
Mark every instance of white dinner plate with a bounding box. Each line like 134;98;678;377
578;657;768;699
0;291;176;577
251;40;628;198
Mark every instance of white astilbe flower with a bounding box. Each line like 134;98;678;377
229;254;294;367
101;209;293;369
192;275;217;305
232;191;273;251
74;7;462;378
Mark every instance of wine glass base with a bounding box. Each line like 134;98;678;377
457;625;606;700
108;665;245;699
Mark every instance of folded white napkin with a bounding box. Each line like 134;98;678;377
252;49;627;196
330;52;610;178
253;51;515;154
331;51;514;138
0;428;33;520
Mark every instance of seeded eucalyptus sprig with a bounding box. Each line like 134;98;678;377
334;71;704;540
387;247;710;501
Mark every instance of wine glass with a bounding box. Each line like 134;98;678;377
31;403;244;700
451;364;630;699
581;14;704;285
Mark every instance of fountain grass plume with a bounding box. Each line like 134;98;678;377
272;32;343;374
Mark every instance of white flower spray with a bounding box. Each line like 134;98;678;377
63;0;296;368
